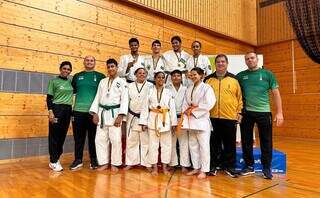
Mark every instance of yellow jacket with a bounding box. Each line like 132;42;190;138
204;72;243;120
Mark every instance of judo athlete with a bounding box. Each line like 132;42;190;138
139;71;177;176
180;67;216;179
125;67;153;171
90;58;129;172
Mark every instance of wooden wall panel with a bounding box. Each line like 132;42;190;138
0;0;254;139
257;41;320;139
257;1;294;45
125;0;257;45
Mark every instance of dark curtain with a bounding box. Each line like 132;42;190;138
285;0;320;64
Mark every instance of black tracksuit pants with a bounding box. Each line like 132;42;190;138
240;111;273;169
72;111;97;162
210;118;237;170
48;104;72;163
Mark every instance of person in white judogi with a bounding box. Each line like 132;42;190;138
118;38;145;83
139;71;177;176
163;36;190;85
90;58;128;172
179;67;215;179
186;41;212;86
125;67;153;171
167;70;190;173
144;40;168;84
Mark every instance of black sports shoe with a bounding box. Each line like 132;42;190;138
90;160;99;170
224;168;239;178
207;167;217;176
262;168;273;180
69;159;83;170
240;166;255;176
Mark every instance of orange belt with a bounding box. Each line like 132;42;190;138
150;108;169;137
176;105;198;135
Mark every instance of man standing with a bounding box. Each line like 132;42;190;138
90;58;128;172
144;40;167;84
204;54;243;178
118;38;145;83
237;52;284;179
163;36;190;85
70;55;105;170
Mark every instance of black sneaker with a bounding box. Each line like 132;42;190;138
207;167;217;176
224;168;239;178
240;166;255;176
69;159;83;170
262;168;273;180
90;160;99;170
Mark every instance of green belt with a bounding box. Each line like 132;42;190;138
99;104;121;128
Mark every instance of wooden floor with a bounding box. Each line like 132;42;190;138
0;137;320;198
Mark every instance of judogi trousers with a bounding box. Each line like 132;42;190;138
170;130;191;167
148;129;172;165
189;129;210;172
95;125;122;166
126;129;151;167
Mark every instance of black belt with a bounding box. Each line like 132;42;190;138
129;108;140;118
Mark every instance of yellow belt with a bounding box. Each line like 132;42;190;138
176;105;198;135
150;108;169;137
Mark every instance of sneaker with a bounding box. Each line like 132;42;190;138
240;166;255;176
224;168;238;178
56;160;63;171
90;160;99;170
207;167;217;176
263;168;273;180
69;159;83;170
49;162;63;172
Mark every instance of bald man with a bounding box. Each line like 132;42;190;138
70;55;105;170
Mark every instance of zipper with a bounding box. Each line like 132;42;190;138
218;79;221;118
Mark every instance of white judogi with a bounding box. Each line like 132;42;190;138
144;55;167;82
182;82;215;172
166;83;190;167
163;50;190;85
118;54;145;82
90;76;128;166
186;54;212;86
126;81;153;167
139;86;177;164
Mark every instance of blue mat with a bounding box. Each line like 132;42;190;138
236;147;286;173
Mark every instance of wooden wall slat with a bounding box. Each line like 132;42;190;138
126;0;257;45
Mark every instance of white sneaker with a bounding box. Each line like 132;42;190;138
56;160;64;171
49;162;63;172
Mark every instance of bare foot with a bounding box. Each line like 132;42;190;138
181;167;188;173
111;165;119;172
187;169;199;176
163;168;171;176
97;164;109;171
151;166;158;176
124;165;133;171
197;172;207;179
146;167;153;172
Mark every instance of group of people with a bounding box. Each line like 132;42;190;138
46;36;284;180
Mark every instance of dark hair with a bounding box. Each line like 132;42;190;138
192;40;202;48
152;40;161;46
171;36;182;43
106;58;118;66
154;71;165;79
191;67;204;75
170;69;182;76
215;54;229;64
129;38;139;45
60;61;72;71
134;67;146;75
